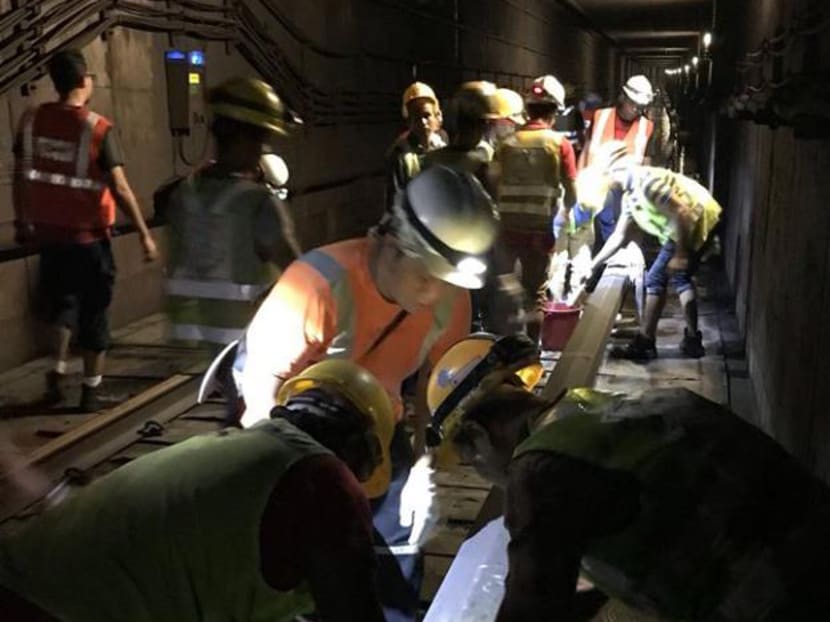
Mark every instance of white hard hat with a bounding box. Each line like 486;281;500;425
260;153;289;188
402;82;440;119
389;166;499;289
622;75;654;106
527;75;566;110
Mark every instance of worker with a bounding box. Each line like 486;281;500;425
163;77;302;351
422;82;524;335
385;81;446;211
488;87;526;145
578;75;657;244
219;165;498;621
582;141;721;359
494;74;578;342
12;49;159;412
425;334;830;622
0;359;392;622
422;81;502;190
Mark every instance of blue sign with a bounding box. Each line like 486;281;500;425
189;50;205;66
165;49;186;62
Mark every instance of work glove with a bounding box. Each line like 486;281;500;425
399;453;439;547
572;203;593;230
552;207;570;239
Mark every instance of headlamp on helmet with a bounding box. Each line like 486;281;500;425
390;166;499;290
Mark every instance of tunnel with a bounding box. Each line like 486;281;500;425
0;0;829;620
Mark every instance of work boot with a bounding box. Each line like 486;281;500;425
680;329;705;358
79;384;102;413
610;333;657;361
44;371;65;404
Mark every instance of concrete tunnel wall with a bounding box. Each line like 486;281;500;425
0;0;618;372
715;0;830;478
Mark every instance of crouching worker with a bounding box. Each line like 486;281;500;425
425;334;830;622
0;359;391;622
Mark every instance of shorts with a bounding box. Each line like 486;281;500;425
38;239;116;352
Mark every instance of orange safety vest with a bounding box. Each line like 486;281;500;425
19;103;116;242
585;107;654;167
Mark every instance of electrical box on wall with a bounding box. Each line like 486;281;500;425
165;49;207;136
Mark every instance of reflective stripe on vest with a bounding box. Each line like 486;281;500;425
166;278;268;302
22;168;105;191
171;323;244;345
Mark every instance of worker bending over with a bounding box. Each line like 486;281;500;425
426;334;830;621
583;141;721;359
209;165;498;621
0;360;392;622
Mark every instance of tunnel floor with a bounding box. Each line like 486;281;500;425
0;258;753;611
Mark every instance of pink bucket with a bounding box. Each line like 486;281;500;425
541;302;582;351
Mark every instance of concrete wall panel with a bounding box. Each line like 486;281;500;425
0;1;618;372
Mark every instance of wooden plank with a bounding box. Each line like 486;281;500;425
434;464;491;490
421;555;454;602
422;523;469;557
434;486;491;523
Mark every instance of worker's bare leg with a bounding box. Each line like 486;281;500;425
641;292;667;341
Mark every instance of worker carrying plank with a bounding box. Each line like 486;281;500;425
424;333;830;621
581;141;722;359
0;360;393;622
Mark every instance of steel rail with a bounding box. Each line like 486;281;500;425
0;374;200;524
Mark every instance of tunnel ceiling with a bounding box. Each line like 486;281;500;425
564;0;712;67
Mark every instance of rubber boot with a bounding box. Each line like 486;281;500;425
610;333;657;361
45;371;65;404
80;384;102;413
680;328;705;358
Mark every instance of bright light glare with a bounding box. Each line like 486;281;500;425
457;257;486;275
703;32;713;48
684;64;690;73
692;56;699;66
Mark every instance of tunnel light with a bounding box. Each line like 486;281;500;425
692;56;699;67
703;32;713;50
684;64;690;73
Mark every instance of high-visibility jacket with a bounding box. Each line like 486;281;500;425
584;107;654;167
514;388;814;620
238;238;470;423
19;103;116;243
495;127;565;232
165;174;285;346
0;419;328;622
619;166;721;250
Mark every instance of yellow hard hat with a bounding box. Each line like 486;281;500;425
453;81;502;120
276;359;395;499
402;81;440;119
425;334;543;450
494;88;526;124
208;77;302;136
